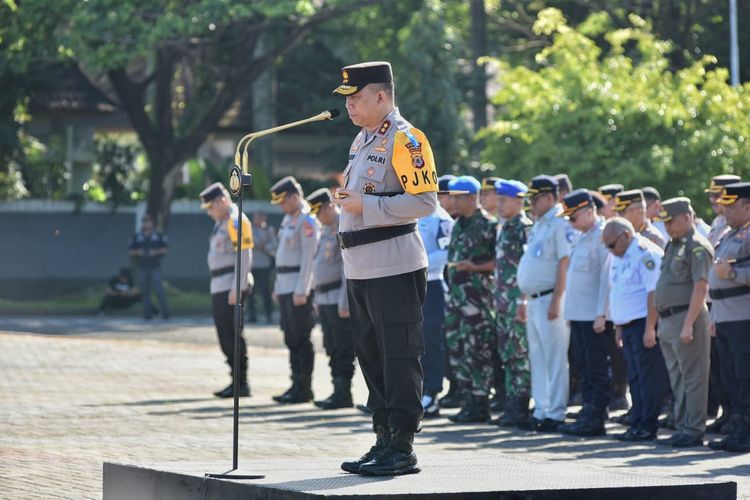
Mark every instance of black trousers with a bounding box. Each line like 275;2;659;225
570;320;613;411
318;303;355;380
211;290;248;383
278;293;315;382
715;320;750;418
248;267;274;321
348;269;427;433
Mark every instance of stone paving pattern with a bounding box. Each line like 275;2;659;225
1;317;748;499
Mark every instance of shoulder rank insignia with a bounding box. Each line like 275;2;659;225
641;255;655;270
378;120;391;135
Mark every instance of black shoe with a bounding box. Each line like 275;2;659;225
517;416;544;431
706;413;730;434
213;383;250;399
273;384;295;403
670;433;704;448
538;418;565;432
315;377;353;410
608;396;629;412
658;413;676;430
449;396;490;424
611;408;634;425
357;404;373;415
616;428;655;442
358;430;420;476
341;425;390;474
277;385;313;404
564;419;606;437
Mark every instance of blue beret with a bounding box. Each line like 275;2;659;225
495;179;528;198
437;174;456;192
448;175;481;194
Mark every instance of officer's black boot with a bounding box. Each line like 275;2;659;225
491;396;517;426
280;375;314;404
709;414;744;450
341;425;390;474
439;380;463;409
273;374;298;403
563;407;607;437
316;377;353;410
724;416;750;453
449;395;490;424
496;396;529;427
214;380;251;399
358;429;420;476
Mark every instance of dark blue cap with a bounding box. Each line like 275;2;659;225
561;188;594;217
495;179;528;198
525;175;558;197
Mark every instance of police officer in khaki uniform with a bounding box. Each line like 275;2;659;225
708;182;750;453
331;61;437;476
653;198;713;447
704;174;741;433
200;183;254;399
306;188;355;410
270;176;320;405
614;189;666;249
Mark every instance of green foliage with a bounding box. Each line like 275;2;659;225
85;139;146;207
480;9;750;218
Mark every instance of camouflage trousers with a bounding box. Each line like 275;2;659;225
497;301;531;398
445;301;496;397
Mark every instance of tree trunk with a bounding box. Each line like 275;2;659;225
470;0;488;156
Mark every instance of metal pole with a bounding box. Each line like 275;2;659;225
730;0;740;86
232;187;242;471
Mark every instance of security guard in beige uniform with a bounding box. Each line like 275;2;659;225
270;176;320;405
653;198;713;447
200;183;254;399
331;61;437;476
306;188;356;410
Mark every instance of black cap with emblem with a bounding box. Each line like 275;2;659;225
613;189;645;212
554;173;573;194
481;177;502;191
524;174;559;197
332;61;393;96
655;197;692;222
199;182;228;209
306;188;333;215
717;182;750;205
598;183;624;201
270;176;302;204
706;174;742;194
560;188;594;217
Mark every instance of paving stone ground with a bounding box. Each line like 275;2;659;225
1;317;748;499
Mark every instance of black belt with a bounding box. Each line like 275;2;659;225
709;286;750;300
658;304;690;319
277;266;301;274
338;223;417;250
529;289;554;299
210;266;234;278
315;280;342;293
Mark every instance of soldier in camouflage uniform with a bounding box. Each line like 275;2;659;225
444;176;498;424
491;179;533;427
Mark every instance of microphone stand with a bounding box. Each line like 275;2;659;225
206;109;339;481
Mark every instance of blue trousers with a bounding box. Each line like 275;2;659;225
570;320;613;411
422;280;446;394
138;267;169;318
620;318;669;433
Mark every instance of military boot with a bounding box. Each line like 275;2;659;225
562;407;607;437
358;429;420;476
280;376;314;404
273;374;298;403
439;381;463;409
341;425;390;474
497;396;530;427
724;416;750;453
449;395;490;424
315;377;353;410
491;396;518;426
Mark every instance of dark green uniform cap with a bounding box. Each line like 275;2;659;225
655;197;692;222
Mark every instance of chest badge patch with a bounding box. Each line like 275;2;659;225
363;182;376;194
366;167;376;178
374;137;388;153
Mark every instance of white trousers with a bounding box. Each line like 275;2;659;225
527;293;570;421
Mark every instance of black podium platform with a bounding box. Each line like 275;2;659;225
103;453;736;500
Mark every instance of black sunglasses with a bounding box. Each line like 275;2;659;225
606;232;625;250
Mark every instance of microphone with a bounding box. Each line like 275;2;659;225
234;109;340;172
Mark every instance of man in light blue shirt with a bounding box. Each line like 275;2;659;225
559;189;613;437
517;175;571;431
417;203;454;418
604;217;669;441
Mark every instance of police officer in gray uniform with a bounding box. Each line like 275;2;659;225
653;198;713;447
306;188;356;410
708;182;750;453
331;61;438;476
270;176;320;405
200;182;253;399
